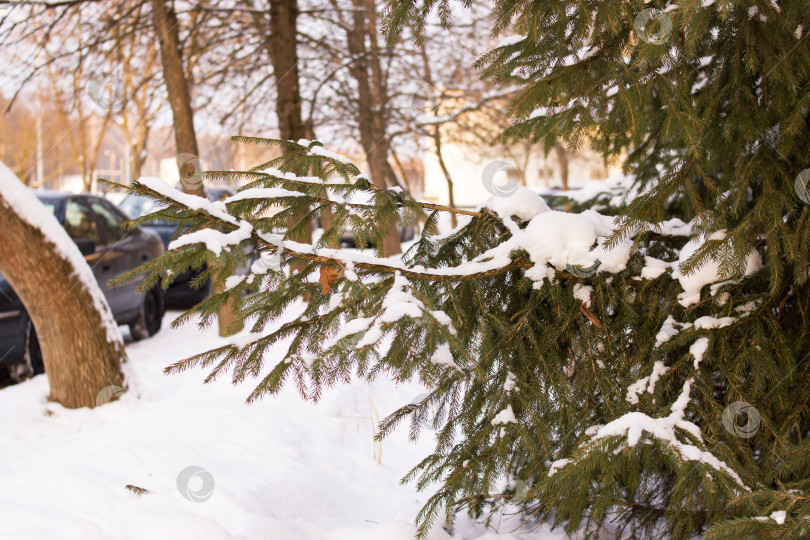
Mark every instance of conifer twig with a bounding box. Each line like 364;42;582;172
579;302;603;328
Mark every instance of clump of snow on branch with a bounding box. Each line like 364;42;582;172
674;232;763;307
641;256;672;279
138;177;239;224
495;34;525;48
170;221;254;257
655;315;684;346
754;511;787;525
482;186;549;222
492;404;517;426
503;371;517;392
323;273;456;350
626;361;668;405
573;283;593;304
430;343;461;372
225;186;307;201
514;210;633;284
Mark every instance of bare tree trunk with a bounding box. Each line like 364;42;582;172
131;123;148;179
243;0;315;257
0;176;125;409
266;0;304;145
554;141;569;191
151;0;204;197
265;0;312;253
347;0;401;256
152;0;241;335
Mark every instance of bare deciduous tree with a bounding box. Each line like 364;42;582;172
0;163;126;409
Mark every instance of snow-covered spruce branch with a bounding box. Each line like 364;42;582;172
221;179;485;219
548;336;750;491
124;177;698;289
115;136;782;539
164;273;463;398
123;177;530;282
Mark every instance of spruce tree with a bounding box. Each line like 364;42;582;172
117;0;809;537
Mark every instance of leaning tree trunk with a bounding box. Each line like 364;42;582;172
0;164;125;409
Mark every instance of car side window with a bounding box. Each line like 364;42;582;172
64;200;102;245
90;200;127;243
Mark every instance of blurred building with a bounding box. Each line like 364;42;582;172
421;139;622;207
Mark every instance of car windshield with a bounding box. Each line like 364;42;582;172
119;195;171;224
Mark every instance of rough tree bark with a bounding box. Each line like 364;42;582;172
152;0;240;335
347;0;401;256
0;164;125;409
150;0;204;197
265;0;312;254
244;0;314;257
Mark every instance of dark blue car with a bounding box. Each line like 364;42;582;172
118;186;235;306
0;192;165;378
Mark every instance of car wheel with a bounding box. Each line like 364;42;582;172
24;319;45;375
130;288;164;341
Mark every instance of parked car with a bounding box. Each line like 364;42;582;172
118;186;235;306
0;192;165;377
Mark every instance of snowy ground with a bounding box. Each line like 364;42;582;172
0;311;572;540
